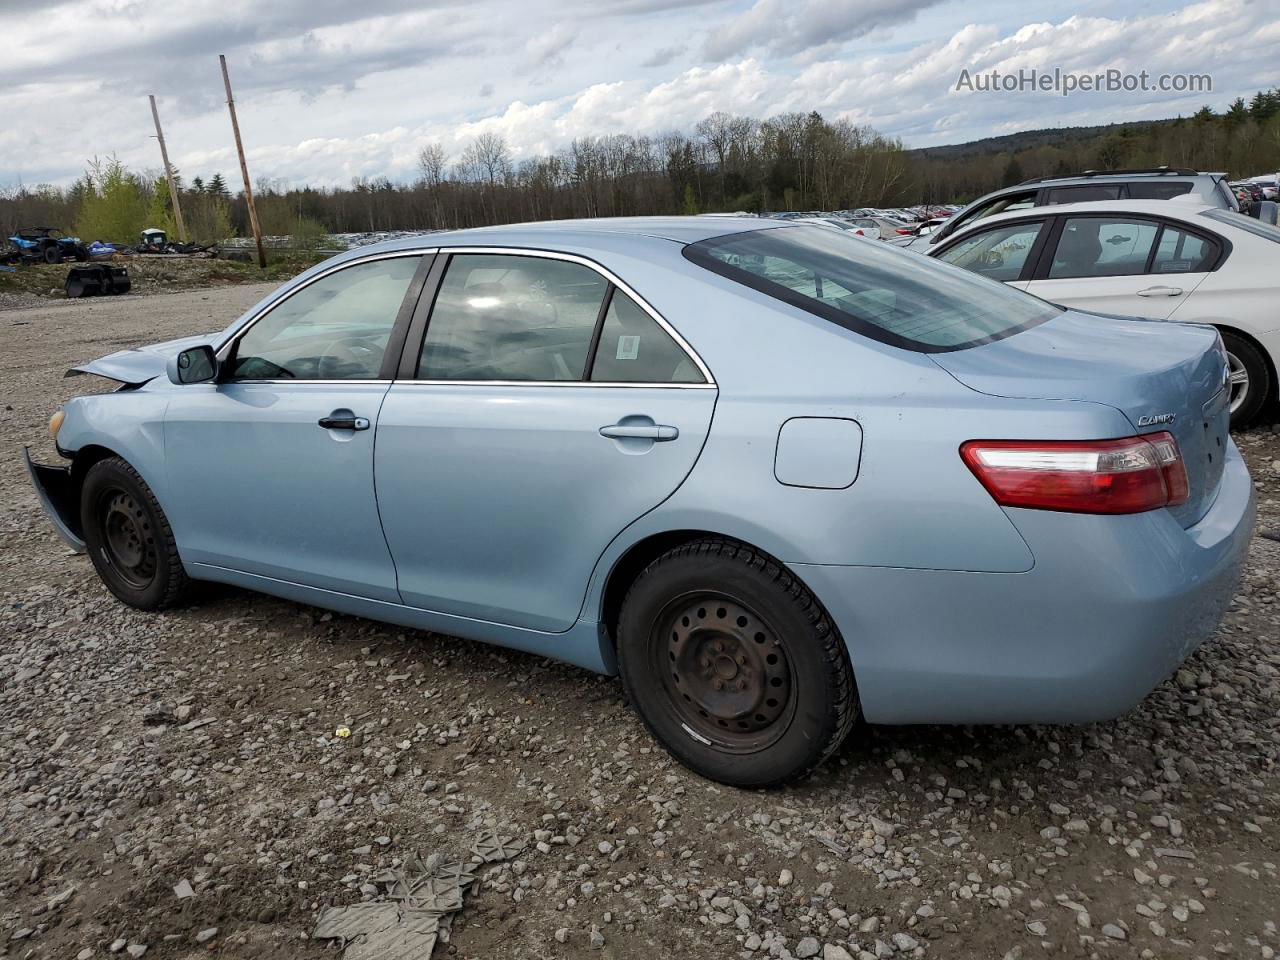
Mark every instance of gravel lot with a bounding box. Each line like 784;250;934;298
2;285;1278;960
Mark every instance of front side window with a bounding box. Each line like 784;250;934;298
590;290;703;383
230;256;421;380
684;226;1060;353
1048;217;1158;279
418;254;608;380
934;221;1045;282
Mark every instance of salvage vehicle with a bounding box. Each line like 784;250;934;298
7;226;89;263
25;217;1253;787
928;199;1280;426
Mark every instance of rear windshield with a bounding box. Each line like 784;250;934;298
683;225;1061;352
1202;208;1280;244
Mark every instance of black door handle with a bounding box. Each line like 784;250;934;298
318;416;370;431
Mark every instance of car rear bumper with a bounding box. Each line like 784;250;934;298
793;438;1255;725
23;447;86;552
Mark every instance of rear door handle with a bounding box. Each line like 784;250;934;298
1137;285;1183;297
318;416;370;431
599;424;679;441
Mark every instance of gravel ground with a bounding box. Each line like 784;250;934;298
2;286;1278;960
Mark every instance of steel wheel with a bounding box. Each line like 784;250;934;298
96;488;157;590
656;593;795;752
1226;350;1249;415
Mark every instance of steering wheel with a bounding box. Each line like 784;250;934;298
318;335;382;378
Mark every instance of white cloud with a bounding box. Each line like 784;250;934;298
0;0;1273;189
525;23;577;69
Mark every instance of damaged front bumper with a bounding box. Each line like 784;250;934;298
23;447;86;552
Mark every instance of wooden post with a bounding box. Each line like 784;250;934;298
219;54;266;269
148;95;188;243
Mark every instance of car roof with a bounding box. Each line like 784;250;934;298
938;198;1222;239
338;216;785;259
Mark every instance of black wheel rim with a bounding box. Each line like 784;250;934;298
655;593;794;753
97;488;157;589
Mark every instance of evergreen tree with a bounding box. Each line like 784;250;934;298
191;176;205;194
208;173;229;199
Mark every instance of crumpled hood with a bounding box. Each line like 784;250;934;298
66;333;217;385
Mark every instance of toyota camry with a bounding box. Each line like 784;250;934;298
25;217;1254;787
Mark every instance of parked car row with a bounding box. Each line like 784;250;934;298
27;209;1255;787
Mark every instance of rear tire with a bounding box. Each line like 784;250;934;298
43;244;62;264
1221;330;1270;428
617;538;858;787
81;457;192;610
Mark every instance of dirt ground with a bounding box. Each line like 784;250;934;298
0;255;323;311
1;285;1277;960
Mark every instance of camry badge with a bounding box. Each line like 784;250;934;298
1137;413;1176;426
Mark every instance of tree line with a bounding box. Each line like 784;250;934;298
3;90;1278;244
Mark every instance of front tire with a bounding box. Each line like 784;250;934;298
1221;330;1270;428
617;538;858;787
81;457;191;610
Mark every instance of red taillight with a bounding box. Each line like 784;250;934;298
895;227;913;234
960;433;1189;514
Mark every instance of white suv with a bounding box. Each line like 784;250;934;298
928;198;1280;426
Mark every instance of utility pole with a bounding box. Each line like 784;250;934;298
219;54;266;269
148;95;188;242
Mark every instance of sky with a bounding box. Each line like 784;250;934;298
0;0;1275;189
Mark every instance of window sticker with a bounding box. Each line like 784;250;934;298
616;335;640;360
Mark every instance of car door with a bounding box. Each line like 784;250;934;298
1025;215;1215;318
374;250;717;633
164;252;430;601
931;219;1050;290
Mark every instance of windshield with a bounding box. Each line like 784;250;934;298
684;225;1061;352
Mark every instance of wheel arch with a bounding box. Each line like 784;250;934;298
596;529;839;670
1213;323;1277;401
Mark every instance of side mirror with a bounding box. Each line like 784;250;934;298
167;345;218;385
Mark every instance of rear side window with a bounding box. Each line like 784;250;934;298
684;226;1060;353
419;254;607;380
1126;181;1193;200
1048;217;1158;279
1044;185;1123;204
590;291;703;383
1151;226;1216;273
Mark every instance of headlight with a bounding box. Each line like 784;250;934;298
48;410;65;439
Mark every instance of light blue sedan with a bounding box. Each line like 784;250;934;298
25;217;1254;786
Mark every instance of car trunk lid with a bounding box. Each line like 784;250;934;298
931;310;1229;527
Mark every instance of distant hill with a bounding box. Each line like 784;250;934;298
909;120;1174;160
